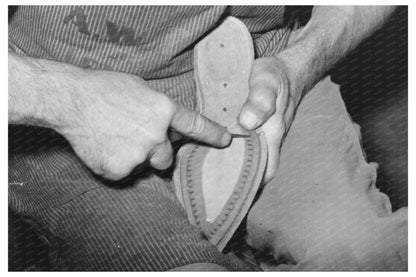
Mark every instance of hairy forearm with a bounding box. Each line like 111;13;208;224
8;52;88;129
278;6;396;100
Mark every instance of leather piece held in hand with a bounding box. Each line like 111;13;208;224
173;16;268;251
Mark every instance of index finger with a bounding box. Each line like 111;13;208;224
170;103;231;147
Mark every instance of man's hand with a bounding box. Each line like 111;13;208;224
58;70;231;180
239;57;299;183
9;52;231;180
238;6;395;183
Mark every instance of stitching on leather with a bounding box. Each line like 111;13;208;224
186;145;201;225
182;131;262;246
209;134;255;236
183;133;257;238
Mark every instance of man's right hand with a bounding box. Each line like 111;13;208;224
56;70;231;180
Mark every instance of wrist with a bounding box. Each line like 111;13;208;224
23;57;89;131
272;53;304;105
8;54;58;128
46;67;96;133
8;52;97;135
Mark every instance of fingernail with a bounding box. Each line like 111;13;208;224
240;110;259;130
221;132;232;147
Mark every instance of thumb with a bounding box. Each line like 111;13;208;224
170;103;231;147
239;59;279;130
239;83;277;130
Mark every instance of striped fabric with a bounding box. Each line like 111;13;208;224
9;6;290;270
9;126;256;271
8;5;289;110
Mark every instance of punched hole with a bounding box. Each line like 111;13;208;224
223;83;228;88
222;107;227;112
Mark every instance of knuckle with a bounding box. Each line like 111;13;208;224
142;126;168;146
105;156;126;175
250;91;270;105
261;101;276;114
132;151;147;166
90;152;112;177
102;162;129;180
250;93;275;114
149;134;166;146
103;149;146;180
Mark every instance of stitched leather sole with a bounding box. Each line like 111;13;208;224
173;16;268;250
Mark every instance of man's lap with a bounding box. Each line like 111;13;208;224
8;129;252;271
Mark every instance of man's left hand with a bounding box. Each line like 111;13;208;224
239;56;300;183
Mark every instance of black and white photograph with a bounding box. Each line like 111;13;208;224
7;3;409;272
